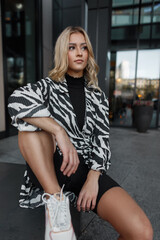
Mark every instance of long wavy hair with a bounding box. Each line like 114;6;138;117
49;26;99;88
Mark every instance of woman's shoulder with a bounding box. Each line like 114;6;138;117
40;77;60;88
41;77;55;84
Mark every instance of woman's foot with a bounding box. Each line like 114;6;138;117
42;186;77;240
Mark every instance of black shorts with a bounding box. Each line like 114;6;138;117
27;149;120;213
53;150;120;213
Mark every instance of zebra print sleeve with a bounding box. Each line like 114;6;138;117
8;79;51;131
90;91;111;174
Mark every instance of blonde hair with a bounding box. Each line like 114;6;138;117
49;26;99;89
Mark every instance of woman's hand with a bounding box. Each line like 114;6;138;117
55;127;80;177
77;170;101;212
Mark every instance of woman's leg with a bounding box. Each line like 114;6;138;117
18;131;61;194
97;187;153;240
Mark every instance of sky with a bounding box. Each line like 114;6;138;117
116;49;160;79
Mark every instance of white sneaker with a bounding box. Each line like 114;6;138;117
42;186;77;240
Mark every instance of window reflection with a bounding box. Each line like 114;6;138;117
153;3;160;23
136;49;160;127
112;0;139;7
111;0;160;128
152;24;160;40
137;50;160;80
112;27;136;40
4;2;25;96
140;6;152;24
139;25;151;40
142;0;152;3
112;8;139;27
7;57;24;95
109;49;160;127
4;0;36;97
110;50;136;126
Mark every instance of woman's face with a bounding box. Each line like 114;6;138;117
67;32;88;77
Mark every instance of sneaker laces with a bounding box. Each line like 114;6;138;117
42;185;69;228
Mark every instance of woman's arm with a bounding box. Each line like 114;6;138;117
22;117;62;136
8;79;52;132
8;79;79;176
77;92;111;212
22;117;80;177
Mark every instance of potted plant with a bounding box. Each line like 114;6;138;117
132;100;154;133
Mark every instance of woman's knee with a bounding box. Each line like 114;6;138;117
97;187;153;240
128;215;153;240
18;130;55;154
139;219;153;240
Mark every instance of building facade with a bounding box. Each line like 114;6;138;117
110;0;160;127
0;0;159;139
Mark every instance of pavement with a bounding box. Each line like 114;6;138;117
0;127;160;240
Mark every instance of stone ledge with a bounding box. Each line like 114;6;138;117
71;206;118;239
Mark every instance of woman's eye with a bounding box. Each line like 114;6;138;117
69;46;75;50
82;46;88;51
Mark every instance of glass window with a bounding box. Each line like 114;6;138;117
109;50;136;126
137;49;160;81
142;0;152;3
152;23;160;39
153;3;160;23
139;25;151;39
4;0;36;98
111;28;126;40
112;0;139;7
112;8;139;26
3;0;38;137
136;49;160;127
133;8;139;24
140;6;152;24
111;26;138;41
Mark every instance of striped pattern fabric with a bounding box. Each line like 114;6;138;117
19;170;78;209
8;77;111;208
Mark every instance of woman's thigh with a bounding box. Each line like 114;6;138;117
97;187;153;240
19;130;55;188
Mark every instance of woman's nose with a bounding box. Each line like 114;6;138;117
76;47;82;56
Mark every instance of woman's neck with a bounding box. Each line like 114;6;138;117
67;70;83;78
65;73;85;88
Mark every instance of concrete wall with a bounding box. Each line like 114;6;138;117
88;0;112;96
0;2;6;132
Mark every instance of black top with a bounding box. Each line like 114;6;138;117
66;74;85;131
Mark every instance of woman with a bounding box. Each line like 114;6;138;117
8;26;153;240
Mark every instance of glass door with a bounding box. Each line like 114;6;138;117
109;49;160;127
2;0;38;136
136;49;160;127
4;0;36;97
110;50;136;126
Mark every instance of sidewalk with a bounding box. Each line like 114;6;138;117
0;127;160;239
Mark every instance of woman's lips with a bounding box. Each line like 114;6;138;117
74;59;84;63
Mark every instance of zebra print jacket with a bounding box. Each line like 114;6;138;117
8;77;111;174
